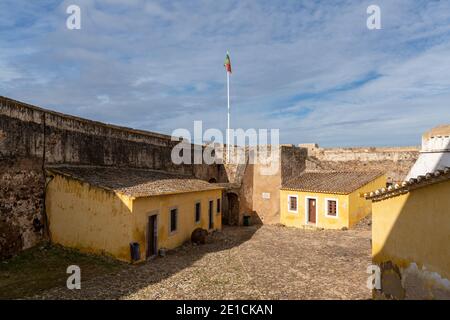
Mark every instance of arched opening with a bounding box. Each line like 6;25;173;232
226;193;239;226
208;178;217;183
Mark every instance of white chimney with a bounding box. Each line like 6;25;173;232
406;125;450;180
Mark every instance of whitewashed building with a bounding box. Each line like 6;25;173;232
406;125;450;180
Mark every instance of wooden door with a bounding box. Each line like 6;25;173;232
147;215;157;258
308;199;316;224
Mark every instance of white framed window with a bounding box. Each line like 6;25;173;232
325;198;339;218
288;195;298;213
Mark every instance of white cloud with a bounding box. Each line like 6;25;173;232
1;0;449;146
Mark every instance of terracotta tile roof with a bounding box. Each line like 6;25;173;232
281;171;384;194
46;166;223;198
365;167;450;202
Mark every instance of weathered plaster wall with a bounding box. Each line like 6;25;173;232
348;175;387;227
133;189;222;262
0;96;222;258
46;173;222;262
46;174;134;262
239;145;307;225
371;179;450;299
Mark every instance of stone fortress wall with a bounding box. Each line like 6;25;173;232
300;143;419;184
0;96;419;258
0;96;222;258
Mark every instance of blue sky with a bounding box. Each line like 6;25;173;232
1;0;450;147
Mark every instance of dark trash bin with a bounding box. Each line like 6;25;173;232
130;242;140;262
243;215;251;226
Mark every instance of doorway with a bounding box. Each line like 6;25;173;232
147;214;158;258
226;193;239;226
306;198;317;225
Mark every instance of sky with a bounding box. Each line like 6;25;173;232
1;0;450;147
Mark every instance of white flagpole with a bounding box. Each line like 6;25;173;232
227;69;230;162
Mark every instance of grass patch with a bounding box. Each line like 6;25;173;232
0;243;126;299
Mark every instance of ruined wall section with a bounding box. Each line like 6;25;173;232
301;144;419;183
0;96;221;258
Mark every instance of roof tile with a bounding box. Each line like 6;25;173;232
46;166;223;198
281;171;384;194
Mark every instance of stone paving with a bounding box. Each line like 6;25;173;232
36;224;372;300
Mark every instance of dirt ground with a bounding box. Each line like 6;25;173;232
34;223;372;300
0;244;123;299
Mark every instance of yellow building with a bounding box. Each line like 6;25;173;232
45;166;223;262
365;167;450;299
280;171;385;229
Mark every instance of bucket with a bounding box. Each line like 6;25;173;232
130;242;140;262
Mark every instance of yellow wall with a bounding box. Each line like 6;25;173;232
280;176;385;229
348;175;386;227
372;179;450;281
46;175;134;261
132;189;222;260
280;190;350;229
46;174;223;262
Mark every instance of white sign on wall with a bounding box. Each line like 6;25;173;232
262;192;270;199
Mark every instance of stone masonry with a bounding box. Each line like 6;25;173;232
0;96;419;258
0;96;224;258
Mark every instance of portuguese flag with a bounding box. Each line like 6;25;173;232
224;51;232;73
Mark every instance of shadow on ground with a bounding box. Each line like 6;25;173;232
31;225;261;300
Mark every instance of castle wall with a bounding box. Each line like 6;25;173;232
303;145;419;183
0;95;422;258
0;96;221;258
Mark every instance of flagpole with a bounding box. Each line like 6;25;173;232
227;70;230;162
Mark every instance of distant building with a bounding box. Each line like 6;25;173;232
279;171;385;229
406;125;450;180
46;166;223;262
365;166;450;299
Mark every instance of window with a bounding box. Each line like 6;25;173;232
170;208;178;233
288;195;298;213
195;202;201;223
208;200;214;229
216;198;221;214
326;199;338;217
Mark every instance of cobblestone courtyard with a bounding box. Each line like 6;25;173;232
37;224;372;300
